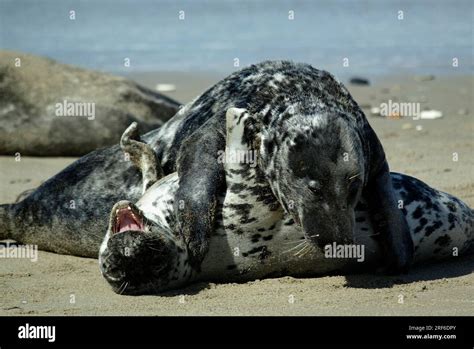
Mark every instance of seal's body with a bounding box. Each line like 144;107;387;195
150;61;413;272
99;113;473;294
0;146;144;257
0;50;180;156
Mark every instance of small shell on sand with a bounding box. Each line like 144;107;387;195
155;83;176;92
419;110;443;119
370;107;381;116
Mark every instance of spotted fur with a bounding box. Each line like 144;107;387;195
149;60;413;272
99;109;473;294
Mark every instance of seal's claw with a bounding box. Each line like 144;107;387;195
121;122;140;144
186;239;209;271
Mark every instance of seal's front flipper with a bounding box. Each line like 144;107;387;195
175;118;226;269
120;122;164;194
366;161;414;274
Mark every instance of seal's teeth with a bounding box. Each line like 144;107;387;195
127;207;131;211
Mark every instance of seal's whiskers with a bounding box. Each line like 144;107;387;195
294;242;313;258
117;281;129;295
283;240;308;254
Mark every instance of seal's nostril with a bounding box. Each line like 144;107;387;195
307;233;332;249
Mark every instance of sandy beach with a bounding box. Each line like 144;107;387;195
1;72;473;316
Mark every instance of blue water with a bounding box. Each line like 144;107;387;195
0;0;472;77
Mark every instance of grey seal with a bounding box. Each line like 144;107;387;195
0;50;180;156
149;60;413;273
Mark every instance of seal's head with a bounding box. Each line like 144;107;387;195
99;200;188;295
259;111;366;249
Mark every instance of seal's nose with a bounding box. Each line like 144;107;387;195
306;222;354;249
313;236;334;249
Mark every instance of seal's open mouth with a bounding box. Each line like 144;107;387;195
112;204;145;234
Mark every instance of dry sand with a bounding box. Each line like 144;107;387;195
1;72;473;315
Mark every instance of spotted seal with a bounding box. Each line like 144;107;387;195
99;110;473;294
150;60;413;273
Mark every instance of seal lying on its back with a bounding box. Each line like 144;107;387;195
99;111;473;294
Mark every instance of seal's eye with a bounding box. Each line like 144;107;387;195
347;178;362;206
308;180;321;193
292;160;309;178
299;160;308;172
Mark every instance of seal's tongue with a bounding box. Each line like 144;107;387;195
114;207;144;234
